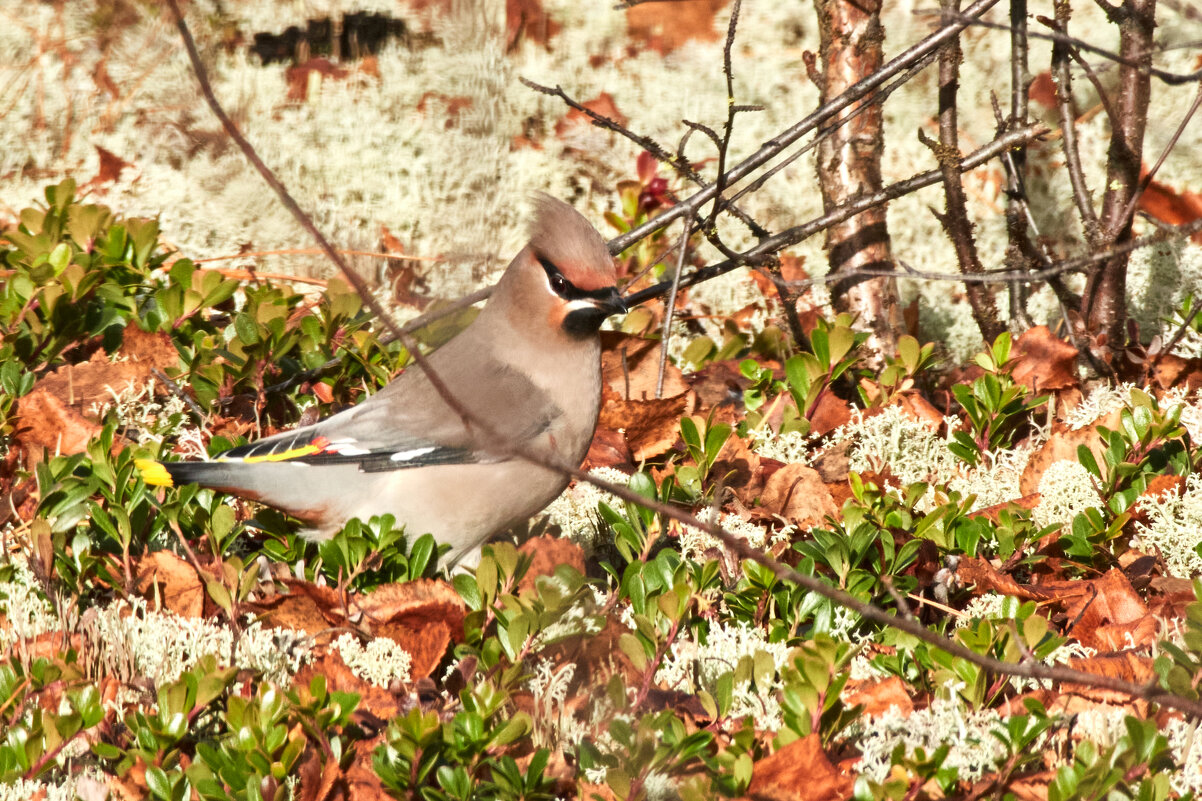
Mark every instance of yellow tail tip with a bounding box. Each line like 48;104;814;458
135;458;174;487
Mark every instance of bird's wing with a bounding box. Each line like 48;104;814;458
217;357;560;473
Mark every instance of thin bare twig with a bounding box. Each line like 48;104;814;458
656;211;693;399
1064;36;1122;130
1114;82;1202;242
152;367;206;420
704;0;747;235
263;126;1046;397
1049;6;1101;244
1154;300;1202;364
927;0;1003;341
947;11;1202;84
1003;0;1033;328
727;54;936;210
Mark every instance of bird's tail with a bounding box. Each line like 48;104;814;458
135;458;175;487
135;458;253;494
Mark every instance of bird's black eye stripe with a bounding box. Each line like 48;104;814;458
536;253;617;303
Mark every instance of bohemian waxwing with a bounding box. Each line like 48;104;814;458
137;196;626;568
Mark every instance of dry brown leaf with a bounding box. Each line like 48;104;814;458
626;0;727;55
811;439;851;483
1039;568;1146;626
1038;568;1148;650
579;783;620;801
601;332;688;400
892;392;945;428
108;758;149;801
517;535;586;596
17;336;176;461
1130;474;1185;528
120;328;179;370
20;631;83;666
248;579;343;635
1000;691;1144;723
688;358;754;409
582;426;633;471
542;616;644;695
599;389;696;462
35;356;143;406
746;734;854;801
254;579;463;681
357;579;466;679
755;464;837;528
14;387;103;461
1000;770;1055;801
809;392;851;437
338;741;393;801
712;434;767;505
956;556;1035;599
89;145;133;187
134;551;204;619
506;0;560;49
779;253;808;284
1091;616;1158;652
1062;651;1156;691
297;650;401;721
1028;71;1058;109
842;676;913;718
296;740;345;801
1151;354;1202;393
1149;576;1198;621
970;494;1042;524
1138;171;1202;244
285;58;348;101
1010;326;1079;392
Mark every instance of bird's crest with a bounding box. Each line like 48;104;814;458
528;194;615;291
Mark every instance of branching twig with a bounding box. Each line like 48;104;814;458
1049;6;1102;245
927;0;1003;341
608;0;1004;255
704;0;747;235
947;11;1202;84
265;126;1044;397
627;215;1202;308
519;78;769;240
626;124;1048;306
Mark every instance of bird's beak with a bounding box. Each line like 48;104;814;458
596;287;628;318
562;287;630;337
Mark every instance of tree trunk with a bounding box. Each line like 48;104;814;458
812;0;903;363
1081;0;1156;357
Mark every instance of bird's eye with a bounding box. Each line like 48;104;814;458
550;273;569;295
